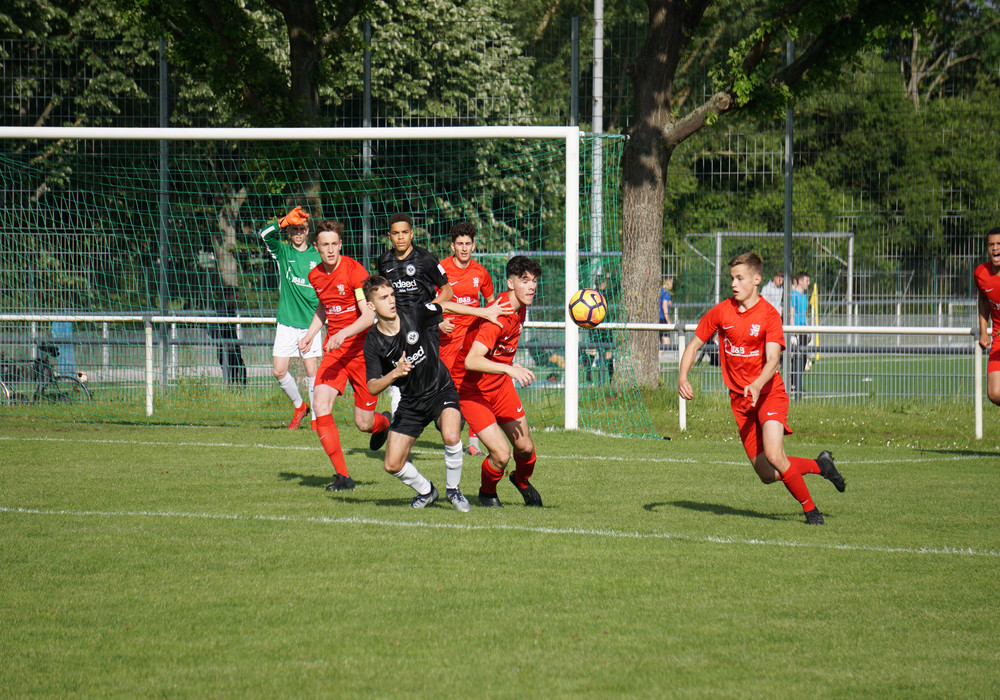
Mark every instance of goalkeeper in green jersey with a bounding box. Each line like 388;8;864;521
258;206;323;430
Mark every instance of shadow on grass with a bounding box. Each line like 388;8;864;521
278;472;377;489
646;500;783;521
919;448;1000;458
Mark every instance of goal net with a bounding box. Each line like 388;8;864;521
0;126;655;436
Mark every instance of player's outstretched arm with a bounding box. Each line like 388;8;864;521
678;335;705;400
464;340;529;384
439;298;514;327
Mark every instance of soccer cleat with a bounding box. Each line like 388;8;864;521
410;483;439;509
478;490;503;508
325;474;355;492
288;402;310;430
816;450;846;492
464;444;483;456
369;411;391;451
804;508;825;525
446;488;471;512
508;473;543;507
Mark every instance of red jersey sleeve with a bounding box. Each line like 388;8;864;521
695;305;720;343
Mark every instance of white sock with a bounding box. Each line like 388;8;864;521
307;376;316;416
444;442;463;490
468;435;480;450
394;461;431;495
389;385;401;415
277;372;303;407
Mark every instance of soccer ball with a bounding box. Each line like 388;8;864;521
77;372;88;383
568;288;607;329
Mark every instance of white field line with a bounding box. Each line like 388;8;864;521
1;504;997;558
0;435;989;466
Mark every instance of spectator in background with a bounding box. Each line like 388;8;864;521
213;287;247;386
760;269;783;313
659;275;674;347
788;271;810;396
51;321;75;375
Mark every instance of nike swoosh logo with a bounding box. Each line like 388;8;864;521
516;405;523;412
723;325;735;329
766;411;777;416
986;288;995;292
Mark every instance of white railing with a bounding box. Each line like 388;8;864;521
0;314;985;438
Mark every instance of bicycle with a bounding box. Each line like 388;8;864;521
0;342;93;404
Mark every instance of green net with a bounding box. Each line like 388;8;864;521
0;131;655;436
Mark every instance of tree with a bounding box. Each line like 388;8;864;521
621;0;934;386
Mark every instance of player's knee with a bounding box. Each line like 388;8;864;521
272;367;286;380
988;388;1000;406
354;415;373;432
489;449;510;469
513;442;534;462
383;459;403;474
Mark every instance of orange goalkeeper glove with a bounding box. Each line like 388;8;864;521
279;206;309;228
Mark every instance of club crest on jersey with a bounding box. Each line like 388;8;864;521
750;324;761;337
473;276;480;287
406;330;420;345
405;263;416;276
337;284;345;294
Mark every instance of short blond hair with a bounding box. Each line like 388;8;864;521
728;252;763;277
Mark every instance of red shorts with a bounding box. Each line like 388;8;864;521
459;380;525;434
729;389;792;460
316;348;377;410
989;342;1000;374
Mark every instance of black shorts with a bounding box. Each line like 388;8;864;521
390;384;462;439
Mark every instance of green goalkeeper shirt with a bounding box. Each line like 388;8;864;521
259;221;321;329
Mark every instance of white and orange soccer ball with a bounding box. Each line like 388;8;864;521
567;288;607;329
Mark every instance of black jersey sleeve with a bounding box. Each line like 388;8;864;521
363;332;390;384
419;302;444;330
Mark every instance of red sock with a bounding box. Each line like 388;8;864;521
788;456;820;475
778;462;816;512
368;411;389;434
512;449;537;489
315;414;349;477
480;456;504;494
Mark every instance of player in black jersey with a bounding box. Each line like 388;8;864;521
377;212;453;315
376;213;452;417
362;275;469;511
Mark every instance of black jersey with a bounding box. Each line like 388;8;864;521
364;302;455;403
376;245;449;316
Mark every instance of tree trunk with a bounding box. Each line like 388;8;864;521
213;185;247;289
623;133;672;387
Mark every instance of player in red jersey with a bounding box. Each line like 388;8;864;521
299;220;390;492
457;255;544;508
974;226;1000;405
677;252;845;525
439;222;496;456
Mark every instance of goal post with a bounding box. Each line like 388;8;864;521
0;126;654;435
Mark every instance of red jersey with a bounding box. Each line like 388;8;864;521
439;256;494;330
307;255;370;355
456;291;525;394
974;263;1000;334
695;296;786;395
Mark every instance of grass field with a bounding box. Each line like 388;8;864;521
2;408;999;698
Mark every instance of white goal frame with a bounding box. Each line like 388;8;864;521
0;126;585;429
